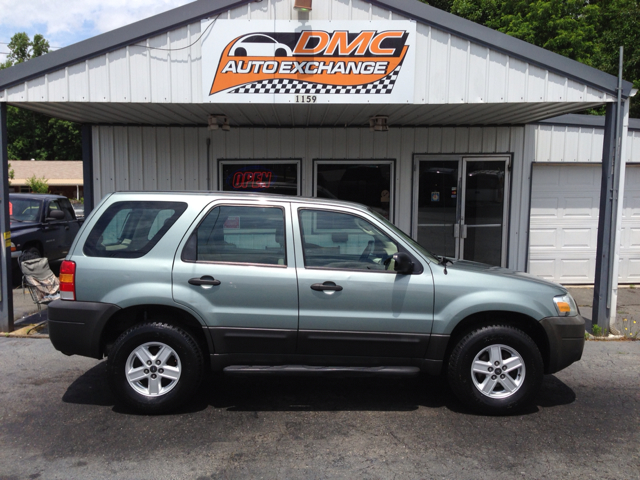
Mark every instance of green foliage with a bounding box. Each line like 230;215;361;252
1;33;81;160
25;174;49;194
592;324;603;337
440;0;640;118
8;162;14;186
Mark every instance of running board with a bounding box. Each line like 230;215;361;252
222;365;420;377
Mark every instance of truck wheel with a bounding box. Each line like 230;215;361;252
24;246;42;258
107;322;203;414
447;325;543;415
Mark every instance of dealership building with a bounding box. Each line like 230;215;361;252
0;0;638;329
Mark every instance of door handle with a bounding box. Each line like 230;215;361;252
188;276;221;286
310;282;343;292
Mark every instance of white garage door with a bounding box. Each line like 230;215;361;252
528;164;640;284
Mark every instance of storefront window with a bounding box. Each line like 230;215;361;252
219;160;300;196
314;161;394;220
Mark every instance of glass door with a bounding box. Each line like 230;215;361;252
414;157;508;267
460;159;507;266
415;160;460;259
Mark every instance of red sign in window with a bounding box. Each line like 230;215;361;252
232;171;273;189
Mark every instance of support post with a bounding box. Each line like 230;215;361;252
0;102;14;333
593;103;617;331
81;124;94;215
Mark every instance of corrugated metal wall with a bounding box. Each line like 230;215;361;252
531;124;640;163
1;0;614;106
92;124;528;268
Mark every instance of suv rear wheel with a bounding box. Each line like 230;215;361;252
447;325;543;415
107;322;203;414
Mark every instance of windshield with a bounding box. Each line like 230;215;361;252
9;198;41;223
367;207;439;263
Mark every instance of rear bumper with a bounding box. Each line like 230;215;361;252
48;300;121;359
540;315;586;374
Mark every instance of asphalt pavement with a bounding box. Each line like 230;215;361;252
0;338;638;479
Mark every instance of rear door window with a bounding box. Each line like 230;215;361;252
182;205;286;266
84;201;187;258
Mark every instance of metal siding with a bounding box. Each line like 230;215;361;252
507;58;526;102
156;128;172;190
414;23;430;104
68;62;89;102
508;125;527;270
468;43;488;103
88;55;110;102
547;73;567;102
114;127;130;190
128;45;151;103
128;127;144;191
47;69;67;101
169;27;192;104
142;127;158;191
109;48;130;102
149;33;172;103
428;29;449;104
487;50;507;103
448;36;468;104
170;128;186;190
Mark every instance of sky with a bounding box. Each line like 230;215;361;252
0;0;194;63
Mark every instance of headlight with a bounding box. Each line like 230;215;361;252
553;294;578;317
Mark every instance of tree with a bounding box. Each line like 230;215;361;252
25;175;49;194
8;162;14;186
1;33;81;160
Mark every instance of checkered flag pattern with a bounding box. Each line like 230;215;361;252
230;66;401;95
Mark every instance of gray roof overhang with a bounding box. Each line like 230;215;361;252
0;0;633;101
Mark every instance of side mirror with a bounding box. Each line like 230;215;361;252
392;252;414;275
47;210;65;221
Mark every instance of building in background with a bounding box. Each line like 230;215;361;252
8;160;83;199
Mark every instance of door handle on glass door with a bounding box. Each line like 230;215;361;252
310;282;343;292
188;276;221;286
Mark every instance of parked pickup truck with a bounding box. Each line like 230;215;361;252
10;193;82;267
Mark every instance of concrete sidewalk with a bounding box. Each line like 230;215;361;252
566;286;640;337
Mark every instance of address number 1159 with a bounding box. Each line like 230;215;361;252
295;95;317;103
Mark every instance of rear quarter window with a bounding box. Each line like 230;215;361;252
83;201;187;258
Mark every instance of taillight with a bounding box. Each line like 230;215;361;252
59;260;76;301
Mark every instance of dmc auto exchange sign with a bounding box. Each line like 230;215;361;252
201;20;416;104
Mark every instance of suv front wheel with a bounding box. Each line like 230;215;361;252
447;325;543;415
107;322;204;414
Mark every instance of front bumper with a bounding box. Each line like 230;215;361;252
48;300;121;359
540;315;586;374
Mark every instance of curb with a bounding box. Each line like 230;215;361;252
585;334;637;341
2;322;49;339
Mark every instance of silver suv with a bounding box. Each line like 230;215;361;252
48;192;585;415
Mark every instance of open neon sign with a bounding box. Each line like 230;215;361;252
232;171;273;189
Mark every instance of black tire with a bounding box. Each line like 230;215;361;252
275;48;288;57
447;325;543;415
107;322;203;414
233;47;247;57
24;245;42;258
